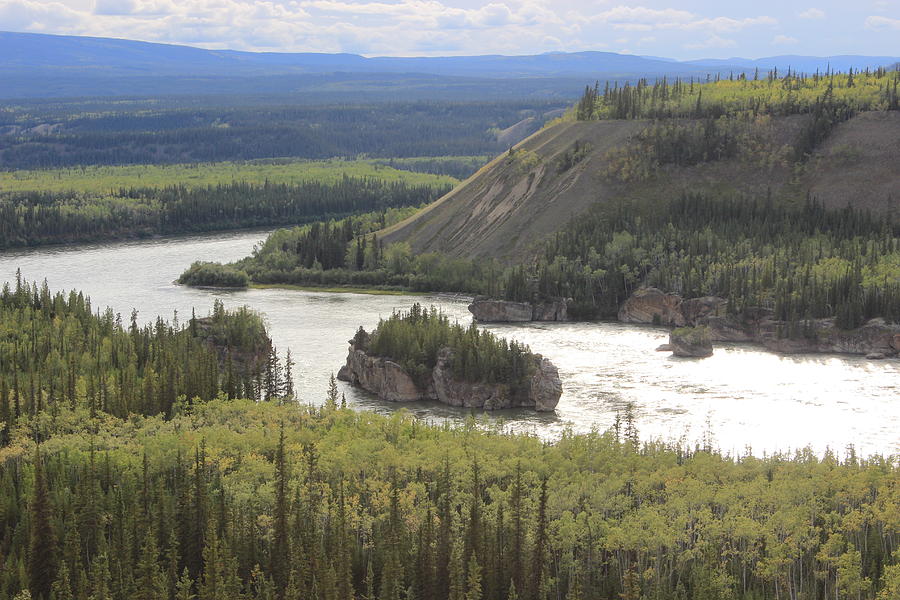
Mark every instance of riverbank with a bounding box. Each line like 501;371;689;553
249;282;429;296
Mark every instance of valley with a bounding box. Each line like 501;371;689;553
1;26;899;600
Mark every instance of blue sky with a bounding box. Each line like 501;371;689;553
0;0;898;58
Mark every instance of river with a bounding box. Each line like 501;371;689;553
2;230;898;457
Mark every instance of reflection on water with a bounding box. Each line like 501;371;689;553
2;230;898;456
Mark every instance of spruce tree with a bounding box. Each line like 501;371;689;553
465;554;482;600
271;423;290;598
28;446;57;600
325;374;339;411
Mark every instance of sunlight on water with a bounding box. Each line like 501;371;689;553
2;230;898;457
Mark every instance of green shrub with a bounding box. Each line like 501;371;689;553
178;261;250;288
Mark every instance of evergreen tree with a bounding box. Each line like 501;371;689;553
271;424;290;599
28;446;57;600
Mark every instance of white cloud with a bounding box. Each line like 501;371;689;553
865;15;900;30
798;8;825;20
0;0;84;30
592;6;694;26
685;35;737;50
772;34;799;45
0;0;891;58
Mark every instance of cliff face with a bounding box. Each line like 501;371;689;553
468;296;569;322
620;287;900;358
337;348;422;402
337;341;562;411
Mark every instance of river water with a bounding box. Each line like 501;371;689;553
2;230;898;457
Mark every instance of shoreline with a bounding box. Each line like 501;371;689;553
249;282;431;296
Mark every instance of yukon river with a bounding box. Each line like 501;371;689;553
2;230;898;456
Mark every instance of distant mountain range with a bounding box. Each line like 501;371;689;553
1;31;897;100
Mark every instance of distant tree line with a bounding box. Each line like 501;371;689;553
0;177;450;248
0;101;562;169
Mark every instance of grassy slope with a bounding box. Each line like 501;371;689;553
0;158;457;194
381;111;900;263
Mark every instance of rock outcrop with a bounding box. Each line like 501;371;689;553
618;288;686;326
755;318;900;356
669;327;714;358
620;288;900;358
338;340;562;411
337;347;422;402
468;296;569;322
680;296;727;325
467;298;533;322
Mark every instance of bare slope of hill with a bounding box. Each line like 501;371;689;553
803;111;900;215
381;112;900;262
380;119;646;260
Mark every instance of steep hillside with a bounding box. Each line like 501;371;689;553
803;110;900;214
381;118;645;260
381;110;900;262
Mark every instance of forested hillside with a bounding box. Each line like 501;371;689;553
0;283;897;598
183;69;900;333
382;69;900;260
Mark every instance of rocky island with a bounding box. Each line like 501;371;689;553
338;304;562;411
468;296;570;322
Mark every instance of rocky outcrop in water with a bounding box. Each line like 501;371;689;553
753;317;900;356
618;288;687;326
669;327;714;358
619;288;900;358
337;347;422;402
468;296;569;322
337;340;562;411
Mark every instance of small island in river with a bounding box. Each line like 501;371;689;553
338;303;562;411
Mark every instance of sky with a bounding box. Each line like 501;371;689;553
0;0;898;59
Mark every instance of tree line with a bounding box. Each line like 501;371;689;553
184;191;899;333
0;177;450;249
575;68;899;122
0;101;561;170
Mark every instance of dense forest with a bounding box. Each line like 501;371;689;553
1;392;898;600
0;177;451;248
357;303;534;388
0;276;281;431
0;100;562;170
0;289;897;600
